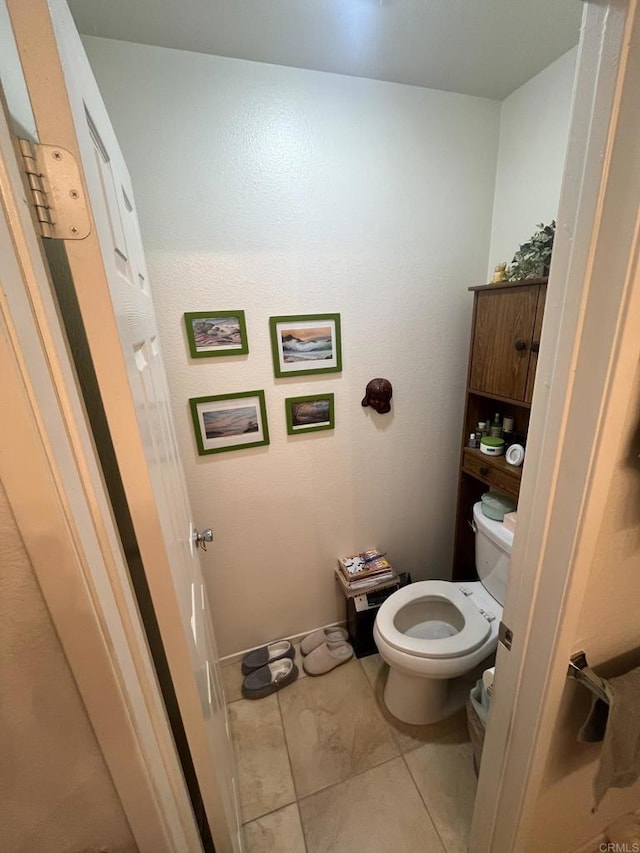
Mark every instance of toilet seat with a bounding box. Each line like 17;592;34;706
376;580;491;659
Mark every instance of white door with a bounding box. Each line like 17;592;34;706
6;2;241;851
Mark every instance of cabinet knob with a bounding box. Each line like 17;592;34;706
480;466;490;477
514;339;527;351
531;341;540;353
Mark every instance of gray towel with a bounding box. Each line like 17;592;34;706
578;666;640;808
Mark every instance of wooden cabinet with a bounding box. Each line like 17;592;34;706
452;278;547;579
524;285;546;403
469;282;545;402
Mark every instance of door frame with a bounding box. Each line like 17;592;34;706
473;0;640;848
0;74;204;853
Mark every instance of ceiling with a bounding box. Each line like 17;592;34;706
68;0;583;101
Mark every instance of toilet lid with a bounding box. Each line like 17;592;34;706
375;581;491;659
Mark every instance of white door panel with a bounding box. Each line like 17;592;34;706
6;1;240;850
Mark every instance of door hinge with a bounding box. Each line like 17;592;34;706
498;621;513;651
18;139;90;240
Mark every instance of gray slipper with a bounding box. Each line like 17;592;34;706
242;659;299;699
300;627;349;656
302;642;354;676
241;640;294;675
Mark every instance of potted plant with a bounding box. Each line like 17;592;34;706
507;221;555;280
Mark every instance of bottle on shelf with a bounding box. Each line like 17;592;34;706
477;421;487;439
490;412;503;438
502;415;515;446
468;432;479;449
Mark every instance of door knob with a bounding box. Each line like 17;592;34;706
193;528;214;551
514;339;527;351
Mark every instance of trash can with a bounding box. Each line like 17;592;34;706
466;671;492;774
341;571;411;658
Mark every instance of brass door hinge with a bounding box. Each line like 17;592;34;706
18;139;90;240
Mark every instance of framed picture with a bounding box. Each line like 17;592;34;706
285;393;335;435
184;310;248;358
189;391;269;455
269;314;342;377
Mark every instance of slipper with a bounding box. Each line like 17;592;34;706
300;626;349;656
303;642;354;676
241;640;294;675
241;659;298;699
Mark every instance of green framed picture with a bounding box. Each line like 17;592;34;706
189;390;269;455
285;393;335;435
269;313;342;378
184;310;248;358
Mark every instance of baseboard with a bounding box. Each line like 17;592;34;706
570;831;606;853
219;618;348;668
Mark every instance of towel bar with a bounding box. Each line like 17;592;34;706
568;651;609;704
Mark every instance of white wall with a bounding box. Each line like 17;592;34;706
83;36;501;656
488;48;578;278
0;483;136;853
0;0;36;138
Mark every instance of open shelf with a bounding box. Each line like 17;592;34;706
453;278;547;580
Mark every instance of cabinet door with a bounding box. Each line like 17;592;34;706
524;286;546;403
469;286;539;401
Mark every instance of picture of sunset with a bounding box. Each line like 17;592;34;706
270;315;342;378
190;391;269;455
279;325;333;363
203;406;258;439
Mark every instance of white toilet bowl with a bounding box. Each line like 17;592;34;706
373;502;513;725
373;580;501;724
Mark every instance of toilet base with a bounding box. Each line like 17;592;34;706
383;667;464;725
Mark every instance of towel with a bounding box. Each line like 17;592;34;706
577;668;610;744
578;666;640;808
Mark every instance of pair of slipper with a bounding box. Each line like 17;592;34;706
240;628;353;699
300;627;353;676
241;640;298;700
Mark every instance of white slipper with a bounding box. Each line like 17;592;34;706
303;641;354;676
300;627;349;656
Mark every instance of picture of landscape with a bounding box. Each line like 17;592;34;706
270;314;341;377
203;405;258;439
286;393;334;435
291;399;330;428
184;310;248;358
190;391;269;455
279;325;333;363
192;316;242;351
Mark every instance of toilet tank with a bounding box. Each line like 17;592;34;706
473;502;514;605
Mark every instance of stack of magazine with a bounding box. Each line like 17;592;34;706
335;550;398;596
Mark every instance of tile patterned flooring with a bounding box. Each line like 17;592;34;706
224;650;477;853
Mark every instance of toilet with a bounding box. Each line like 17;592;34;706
373;502;513;725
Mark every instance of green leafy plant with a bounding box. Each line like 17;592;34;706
507;221;555;280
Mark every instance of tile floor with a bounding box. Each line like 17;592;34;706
223;648;478;853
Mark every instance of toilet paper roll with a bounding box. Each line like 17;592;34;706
483;667;495;695
506;443;525;467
